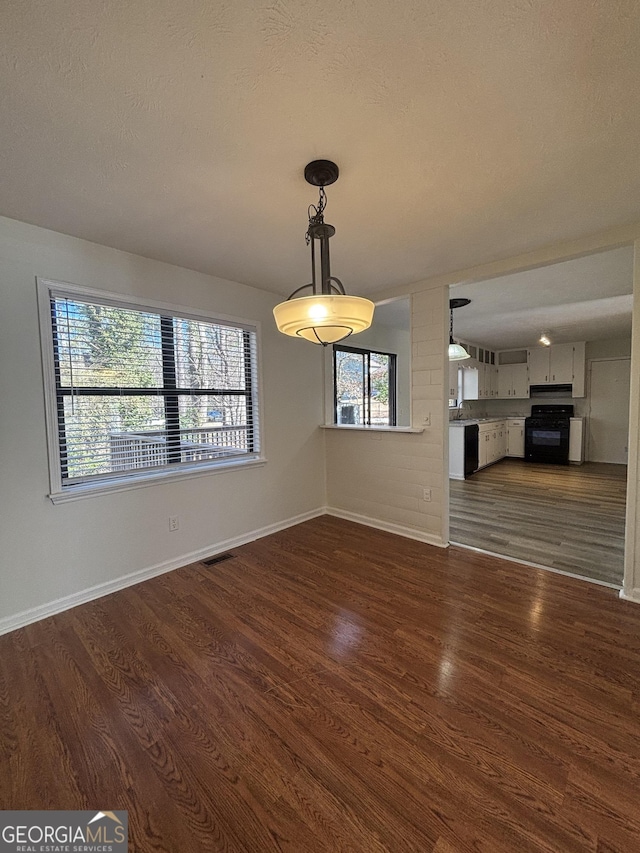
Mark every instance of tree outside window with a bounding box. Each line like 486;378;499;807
39;281;260;494
333;345;397;426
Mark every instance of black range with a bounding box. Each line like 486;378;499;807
525;404;574;465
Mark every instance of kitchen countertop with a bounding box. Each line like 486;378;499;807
449;417;515;426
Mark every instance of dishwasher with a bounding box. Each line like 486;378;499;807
464;423;479;477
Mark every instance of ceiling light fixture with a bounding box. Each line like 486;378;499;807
539;333;551;346
273;160;375;345
449;298;471;361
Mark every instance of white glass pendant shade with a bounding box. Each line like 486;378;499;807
448;299;471;361
448;341;470;361
273;294;375;345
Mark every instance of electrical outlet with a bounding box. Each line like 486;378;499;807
169;515;180;532
423;488;431;502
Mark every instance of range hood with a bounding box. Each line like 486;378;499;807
529;383;572;398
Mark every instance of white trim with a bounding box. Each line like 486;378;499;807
322;296;415;430
48;458;267;504
37;278;64;493
38;276;262;331
451;541;622;590
326;507;447;548
36;277;264;499
619;587;640;604
320;424;424;434
0;508;325;636
623;239;640;599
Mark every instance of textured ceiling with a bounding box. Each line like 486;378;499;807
1;0;640;295
451;246;634;349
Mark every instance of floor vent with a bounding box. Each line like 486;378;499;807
201;553;235;567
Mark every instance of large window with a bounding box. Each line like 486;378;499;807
38;280;260;498
333;345;396;426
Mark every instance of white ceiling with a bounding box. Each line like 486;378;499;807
450;246;634;350
1;1;640;297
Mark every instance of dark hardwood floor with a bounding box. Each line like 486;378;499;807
450;459;627;586
2;515;640;851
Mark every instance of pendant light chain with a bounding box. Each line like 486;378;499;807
306;186;328;245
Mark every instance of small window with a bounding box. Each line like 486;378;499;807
333;345;397;426
38;280;261;498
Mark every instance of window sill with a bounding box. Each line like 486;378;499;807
320;425;424;434
48;457;267;504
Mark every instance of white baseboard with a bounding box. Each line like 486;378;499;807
325;506;446;548
619;587;640;605
0;508;325;636
5;502;631;635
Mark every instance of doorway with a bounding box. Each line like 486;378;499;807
447;247;633;588
588;358;631;464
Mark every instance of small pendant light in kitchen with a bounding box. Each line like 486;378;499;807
449;298;471;361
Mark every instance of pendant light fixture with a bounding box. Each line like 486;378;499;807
448;298;471;361
273;160;375;345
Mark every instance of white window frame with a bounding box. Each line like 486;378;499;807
37;278;264;503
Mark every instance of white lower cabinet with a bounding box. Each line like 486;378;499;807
479;428;489;468
478;421;507;469
569;418;584;463
507;418;525;458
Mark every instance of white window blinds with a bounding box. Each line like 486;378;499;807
42;285;260;490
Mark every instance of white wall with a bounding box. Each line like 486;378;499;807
586;338;632;360
342;316;411;426
325;287;448;546
327;223;640;604
0;216;325;631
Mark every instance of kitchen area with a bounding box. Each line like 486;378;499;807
449;340;587;479
446;248;632;588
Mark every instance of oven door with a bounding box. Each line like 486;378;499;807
525;420;570;464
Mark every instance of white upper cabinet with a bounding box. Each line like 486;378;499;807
459;340;586;401
498;362;529;398
549;343;575;383
475;347;497;398
528;347;551;384
527;342;586;396
529;343;574;384
497;350;529;398
449;361;459;399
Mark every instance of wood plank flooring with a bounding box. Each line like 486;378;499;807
450;459;627;586
2;516;640;851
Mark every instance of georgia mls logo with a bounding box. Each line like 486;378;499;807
88;811;123;828
0;810;128;852
86;811;126;840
